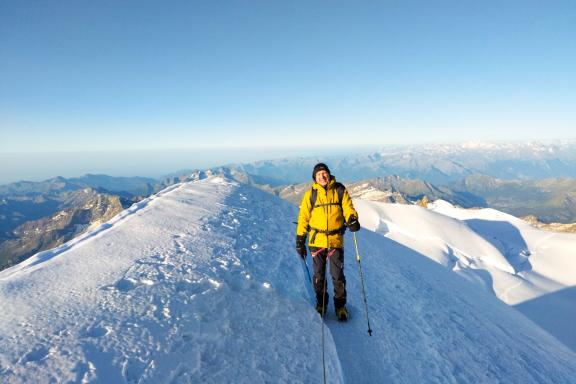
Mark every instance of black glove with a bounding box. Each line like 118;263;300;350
347;215;361;232
296;235;307;259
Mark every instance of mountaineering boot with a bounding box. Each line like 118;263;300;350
316;303;328;317
335;306;348;321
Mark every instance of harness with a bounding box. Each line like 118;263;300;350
311;248;338;258
307;182;346;244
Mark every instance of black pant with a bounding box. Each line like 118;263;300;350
310;247;346;309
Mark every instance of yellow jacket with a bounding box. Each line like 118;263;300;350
297;177;358;248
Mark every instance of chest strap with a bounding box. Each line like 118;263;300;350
308;225;346;243
311;202;341;211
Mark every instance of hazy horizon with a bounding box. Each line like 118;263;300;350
2;138;576;186
0;145;378;185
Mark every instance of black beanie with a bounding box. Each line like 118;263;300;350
312;163;331;180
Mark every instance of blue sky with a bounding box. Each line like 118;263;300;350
0;0;575;178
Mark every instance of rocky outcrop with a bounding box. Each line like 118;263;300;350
522;215;576;234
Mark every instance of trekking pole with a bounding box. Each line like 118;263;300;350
295;221;313;285
353;232;373;336
302;258;312;284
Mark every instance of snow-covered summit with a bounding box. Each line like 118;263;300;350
1;176;575;383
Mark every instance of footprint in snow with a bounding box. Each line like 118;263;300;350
21;345;50;363
114;278;137;292
81;324;111;338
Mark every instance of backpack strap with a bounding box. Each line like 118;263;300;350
310;187;318;210
309;182;345;211
335;182;344;206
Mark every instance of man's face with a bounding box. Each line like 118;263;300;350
315;170;330;187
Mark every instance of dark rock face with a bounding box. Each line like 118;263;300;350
0;175;151;271
0;189;127;270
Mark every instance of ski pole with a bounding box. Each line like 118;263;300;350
353;232;373;336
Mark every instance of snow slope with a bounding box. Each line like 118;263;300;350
1;177;576;383
355;199;576;353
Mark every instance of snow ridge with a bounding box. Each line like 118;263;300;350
1;177;576;383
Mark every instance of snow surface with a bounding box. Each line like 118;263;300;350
355;198;576;353
1;177;576;383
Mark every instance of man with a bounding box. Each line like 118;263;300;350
296;163;361;321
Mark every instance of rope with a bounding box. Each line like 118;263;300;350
321;267;327;384
321;199;329;384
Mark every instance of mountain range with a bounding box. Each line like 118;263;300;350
235;140;576;184
2;140;576;271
